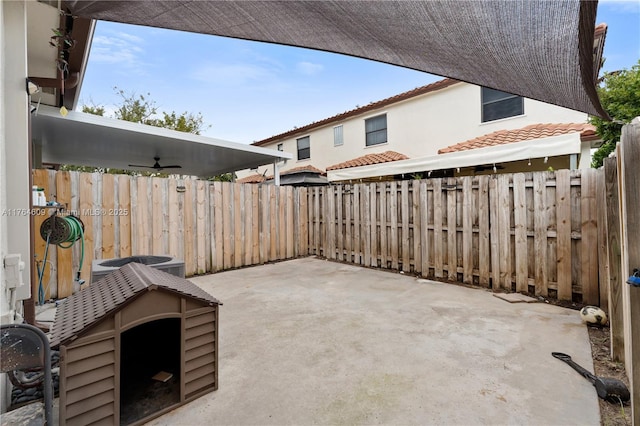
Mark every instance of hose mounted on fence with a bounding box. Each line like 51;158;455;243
38;214;85;304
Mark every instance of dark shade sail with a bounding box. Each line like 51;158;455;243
63;0;607;118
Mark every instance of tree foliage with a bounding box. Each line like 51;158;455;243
69;88;211;176
590;60;640;168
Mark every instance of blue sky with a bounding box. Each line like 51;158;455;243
79;1;640;144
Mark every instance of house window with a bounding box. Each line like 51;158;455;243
481;87;524;122
277;143;283;151
365;114;387;146
297;136;310;160
334;125;343;146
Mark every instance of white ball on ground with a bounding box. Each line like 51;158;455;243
580;306;607;325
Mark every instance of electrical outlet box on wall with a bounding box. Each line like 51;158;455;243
4;253;30;300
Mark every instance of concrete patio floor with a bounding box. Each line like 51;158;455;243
147;257;600;426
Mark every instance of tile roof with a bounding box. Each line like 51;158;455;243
438;123;597;154
252;78;460;147
327;151;409;171
237;174;267;184
51;262;220;347
281;165;325;176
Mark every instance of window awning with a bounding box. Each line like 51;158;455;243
63;0;607;118
31;105;291;177
326;132;582;182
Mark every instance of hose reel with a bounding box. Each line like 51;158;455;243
40;214;84;247
37;214;85;304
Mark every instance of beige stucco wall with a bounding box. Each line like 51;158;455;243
238;82;588;178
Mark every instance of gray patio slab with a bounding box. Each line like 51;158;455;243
148;257;599;426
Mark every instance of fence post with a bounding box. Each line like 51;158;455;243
618;118;640;424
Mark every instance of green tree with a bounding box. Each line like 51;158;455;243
72;88;212;176
590;61;640;168
112;88;208;134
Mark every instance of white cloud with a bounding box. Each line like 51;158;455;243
296;61;324;76
89;32;146;72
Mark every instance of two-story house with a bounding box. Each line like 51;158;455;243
238;78;599;183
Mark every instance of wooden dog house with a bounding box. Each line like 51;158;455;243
51;262;221;426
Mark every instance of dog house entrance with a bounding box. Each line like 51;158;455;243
120;318;180;425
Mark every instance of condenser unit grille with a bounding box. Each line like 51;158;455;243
91;256;185;284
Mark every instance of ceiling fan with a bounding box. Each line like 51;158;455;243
128;156;182;171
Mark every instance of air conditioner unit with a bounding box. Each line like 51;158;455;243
91;256;185;284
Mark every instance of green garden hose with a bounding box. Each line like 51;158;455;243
39;214;85;301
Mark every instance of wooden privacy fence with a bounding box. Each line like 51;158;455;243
33;169;601;307
307;170;601;305
31;170;308;300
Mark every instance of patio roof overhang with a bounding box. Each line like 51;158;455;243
61;0;608;119
326;132;583;182
31;105;291;177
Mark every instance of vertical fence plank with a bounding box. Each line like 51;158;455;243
513;173;528;292
243;184;252;266
176;178;185;264
101;174;115;260
478;176;490;286
556;170;572;300
286;186;294;259
276;187;285;260
388;182;398;270
136;178;149;255
183;179;195;275
79;173;94;286
212;182;223;271
401;180;410;273
196;180;207;273
336;186;343;261
118;176;131;258
379;183;387;269
353;185;361;264
596;171;609;312
270;185;278;261
497;175;512;290
300;187;309;256
363;184;371;266
533;172;548;296
619;120;640;424
46;170;58;298
260;185;269;263
580;169;599;305
446;178;457;280
328;186;336;260
168;179;179;258
204;181;211;272
344;186;352;261
489;177;499;289
234;183;243;267
56;172;73;297
419;181;429;276
433;179;443;278
312;187;319;256
252;185;260;263
152;177;164;255
412;180;422;274
370;184;378;267
461;177;473;284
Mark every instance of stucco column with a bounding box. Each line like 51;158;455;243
1;0;32;320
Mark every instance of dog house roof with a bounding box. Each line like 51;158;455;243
50;262;221;347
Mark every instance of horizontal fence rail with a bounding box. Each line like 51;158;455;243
32;169;600;306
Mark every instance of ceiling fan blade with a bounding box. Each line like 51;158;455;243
161;165;182;169
128;164;156;168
